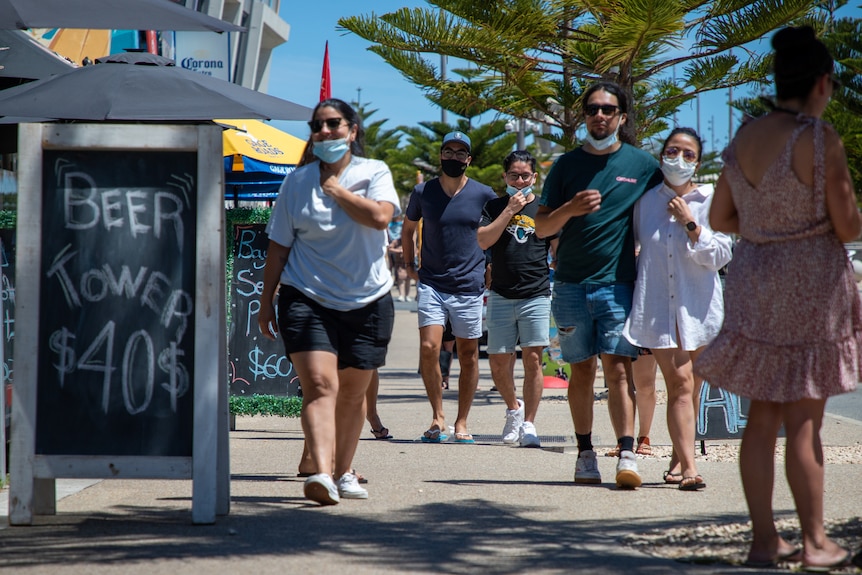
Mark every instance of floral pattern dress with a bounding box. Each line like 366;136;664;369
695;116;862;402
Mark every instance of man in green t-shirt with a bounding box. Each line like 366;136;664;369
536;81;662;489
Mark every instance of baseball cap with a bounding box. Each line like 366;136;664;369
441;131;471;154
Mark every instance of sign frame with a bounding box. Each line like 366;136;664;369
9;123;229;525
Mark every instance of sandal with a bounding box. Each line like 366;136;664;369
605;443;621;457
635;436;652;456
371;427;392;440
678;475;706;491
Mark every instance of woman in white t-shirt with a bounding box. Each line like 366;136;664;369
258;99;400;505
623;127;733;491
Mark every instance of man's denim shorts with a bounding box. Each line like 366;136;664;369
486;292;550;354
417;282;483;340
551;281;637;363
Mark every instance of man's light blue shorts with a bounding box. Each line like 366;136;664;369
551;281;637;363
486;292;550;354
417;282;483;340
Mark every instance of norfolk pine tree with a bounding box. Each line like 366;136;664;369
339;0;818;148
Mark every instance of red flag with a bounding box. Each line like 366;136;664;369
319;41;331;102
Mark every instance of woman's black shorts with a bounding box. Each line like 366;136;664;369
277;285;395;370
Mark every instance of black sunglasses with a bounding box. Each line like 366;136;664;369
308;118;348;133
584;104;620;117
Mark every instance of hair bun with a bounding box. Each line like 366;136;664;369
772;25;818;52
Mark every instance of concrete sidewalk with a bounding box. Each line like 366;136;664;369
0;307;860;574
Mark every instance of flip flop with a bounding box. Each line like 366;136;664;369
663;470;683;484
453;433;475;444
370;427;393;440
420;428;448;443
802;548;852;572
678;475;706;491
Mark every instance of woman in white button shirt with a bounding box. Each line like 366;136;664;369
623;128;733;491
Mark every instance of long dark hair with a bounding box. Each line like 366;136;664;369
772;26;834;102
298;98;366;166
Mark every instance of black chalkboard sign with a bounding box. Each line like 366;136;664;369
229;224;299;397
696;380;750;440
1;229;14;434
36;151;197;457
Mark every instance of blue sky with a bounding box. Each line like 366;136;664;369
268;2;861;154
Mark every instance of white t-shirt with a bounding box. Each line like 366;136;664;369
623;182;734;350
266;156;401;311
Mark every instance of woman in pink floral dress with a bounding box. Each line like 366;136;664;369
696;26;861;571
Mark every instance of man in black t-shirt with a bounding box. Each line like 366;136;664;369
478;150;553;448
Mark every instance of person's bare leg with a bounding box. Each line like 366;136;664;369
568;357;597;435
632;353;656;444
490;352;519;410
741;400;790;564
783;399;848;568
652;348;698;481
333;367;374;478
521;346;544;423
452;336;479;436
365;369;386;433
419;324;446;432
291;350;339;477
601;354;635;441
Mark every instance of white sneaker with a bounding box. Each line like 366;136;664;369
336;472;369;499
397;295;405;302
501;399;525;444
615;450;642;489
519;421;541;448
574;449;601;484
304;473;339;505
406;296;413;302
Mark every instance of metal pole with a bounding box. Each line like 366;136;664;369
517;119;525;150
440;55;448;125
728;85;733;144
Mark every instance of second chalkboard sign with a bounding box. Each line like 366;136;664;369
229;223;299;397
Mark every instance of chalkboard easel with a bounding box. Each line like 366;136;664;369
10;123;229;525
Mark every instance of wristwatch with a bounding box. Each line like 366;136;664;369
685;221;698;232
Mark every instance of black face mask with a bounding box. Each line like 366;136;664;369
441;158;468;178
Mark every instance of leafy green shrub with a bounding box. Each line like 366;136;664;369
229;394;301;417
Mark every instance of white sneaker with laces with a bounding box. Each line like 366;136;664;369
501;399;525;444
615;450;642;489
519;421;541;448
303;473;340;505
336;472;369;499
574;449;601;484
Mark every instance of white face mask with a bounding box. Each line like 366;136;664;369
661;154;697;186
584;123;620;151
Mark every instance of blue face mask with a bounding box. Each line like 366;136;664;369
506;185;531;197
312;137;350;164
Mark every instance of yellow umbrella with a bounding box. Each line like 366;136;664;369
216;119;307;199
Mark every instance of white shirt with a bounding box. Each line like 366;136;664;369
266;156;400;311
623;182;733;351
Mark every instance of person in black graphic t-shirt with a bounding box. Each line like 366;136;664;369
478;150;553;448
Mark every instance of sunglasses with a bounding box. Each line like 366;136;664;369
505;172;534;182
584;104;620;117
663;146;698;163
308;118;348;133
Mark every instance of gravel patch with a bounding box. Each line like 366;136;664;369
623;516;862;570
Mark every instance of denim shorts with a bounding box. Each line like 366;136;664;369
551;281;637;363
277;285;394;370
416;282;483;340
486;292;550;354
